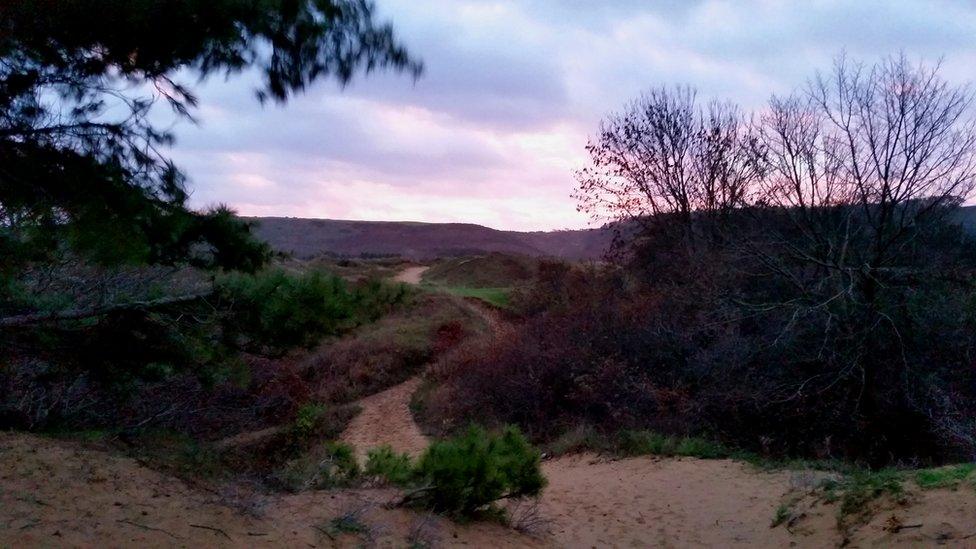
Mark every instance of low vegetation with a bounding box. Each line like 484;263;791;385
303;292;487;404
422;254;539;288
439;286;511;308
364;445;415;486
420;254;541;308
274;441;360;492
396;426;547;518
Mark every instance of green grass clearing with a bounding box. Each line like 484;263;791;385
441;286;511;308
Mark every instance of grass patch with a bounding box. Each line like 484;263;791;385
771;462;976;532
616;430;730;458
326;509;369;535
824;469;905;518
422;254;538;288
771;503;792;527
544;424;606;456
441;286;511;308
915;463;976;489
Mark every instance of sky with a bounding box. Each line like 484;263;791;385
168;0;976;231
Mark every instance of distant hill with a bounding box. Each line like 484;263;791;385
249;206;976;261
247;217;614;260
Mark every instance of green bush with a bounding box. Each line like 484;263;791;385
275;441;360;492
292;403;327;440
217;269;354;350
216;268;410;352
409;426;546;516
364;445;414;486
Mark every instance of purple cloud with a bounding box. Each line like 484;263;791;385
164;0;976;231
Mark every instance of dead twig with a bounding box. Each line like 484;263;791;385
117;519;182;539
189;523;231;540
312;525;336;541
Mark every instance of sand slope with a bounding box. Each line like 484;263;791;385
0;432;540;548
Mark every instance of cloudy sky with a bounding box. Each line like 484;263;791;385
169;0;976;231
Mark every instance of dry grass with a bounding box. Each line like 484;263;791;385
303;292;488;405
422;253;540;288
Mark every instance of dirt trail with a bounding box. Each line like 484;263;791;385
339;377;429;464
392;265;429;285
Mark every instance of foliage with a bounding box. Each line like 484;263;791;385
616;430;729;459
364;445;414;486
292;403;328;440
441;286;511;308
407;426;546;517
915;464;976;490
0;0;420;282
275;441;360;492
0;1;421;433
216;268;408;352
421;56;976;466
325;507;370;536
0;268;404;431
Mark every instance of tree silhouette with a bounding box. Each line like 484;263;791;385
0;0;422;283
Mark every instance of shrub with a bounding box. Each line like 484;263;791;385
325;506;371;537
406;426;546;517
819;469;906;528
292;403;327;440
420;253;976;465
274;441;360;492
364;445;414;486
216;268;409;352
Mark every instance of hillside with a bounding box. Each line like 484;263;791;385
249;206;976;261
247;217;613;260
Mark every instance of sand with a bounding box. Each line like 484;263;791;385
339;377;430;465
392;266;430;285
0;432;540;548
5;367;976;547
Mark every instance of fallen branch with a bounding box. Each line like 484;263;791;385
117;519;181;539
189;523;231;540
386;484;434;509
0;293;210;328
312;525;336;541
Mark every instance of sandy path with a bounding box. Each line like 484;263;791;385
339;377;429;464
393;266;429;285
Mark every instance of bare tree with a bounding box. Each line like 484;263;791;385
756;55;976;305
575;86;760;238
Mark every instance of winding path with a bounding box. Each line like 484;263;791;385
339;376;429;465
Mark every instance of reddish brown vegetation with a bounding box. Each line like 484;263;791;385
304;293;486;405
